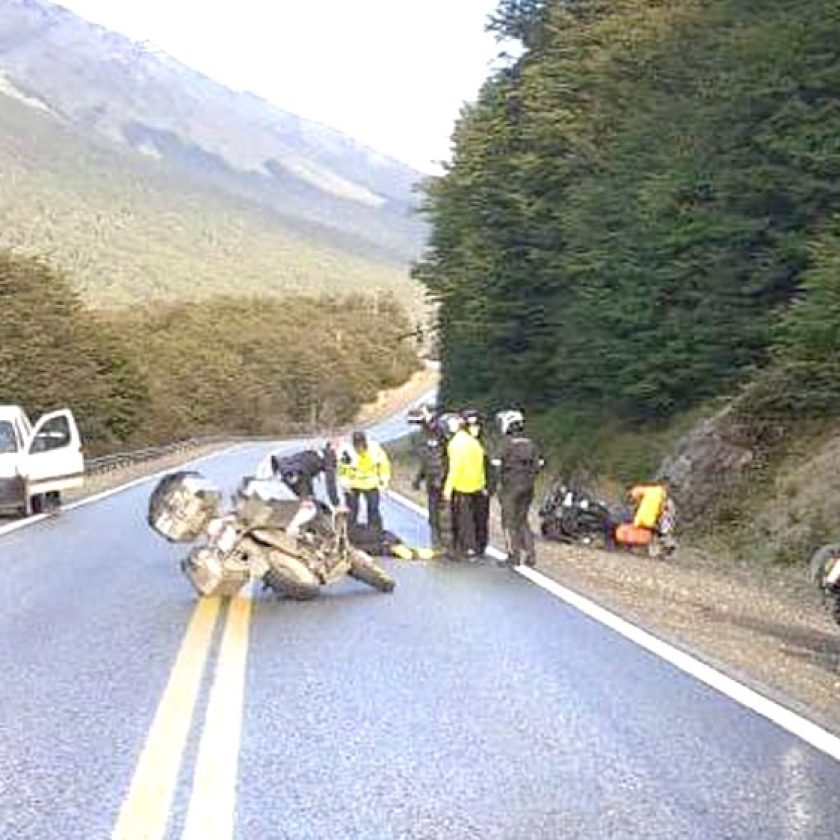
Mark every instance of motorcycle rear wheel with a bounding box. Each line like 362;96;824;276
263;553;320;600
349;549;395;593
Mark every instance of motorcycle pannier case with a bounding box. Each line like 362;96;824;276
148;471;223;543
182;546;249;597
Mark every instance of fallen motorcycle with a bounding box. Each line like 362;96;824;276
147;471;395;599
539;480;678;559
809;543;840;627
538;481;613;548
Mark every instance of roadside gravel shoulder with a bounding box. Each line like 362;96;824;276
389;464;840;735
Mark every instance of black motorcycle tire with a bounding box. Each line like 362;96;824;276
832;591;840;627
348;549;395;593
262;553;320;600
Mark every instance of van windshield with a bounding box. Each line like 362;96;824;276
0;421;17;454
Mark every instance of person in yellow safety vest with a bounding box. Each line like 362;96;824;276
442;414;487;560
338;431;391;532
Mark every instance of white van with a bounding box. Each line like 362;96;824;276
0;405;85;516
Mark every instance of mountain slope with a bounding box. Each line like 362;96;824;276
0;0;428;305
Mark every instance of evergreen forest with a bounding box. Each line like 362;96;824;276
415;0;840;451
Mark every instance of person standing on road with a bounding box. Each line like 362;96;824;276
412;407;448;549
442;413;486;560
462;408;492;556
338;431;391;532
493;410;544;567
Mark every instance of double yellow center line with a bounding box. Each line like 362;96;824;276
112;588;254;840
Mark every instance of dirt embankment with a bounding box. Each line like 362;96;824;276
390;459;840;735
355;364;438;427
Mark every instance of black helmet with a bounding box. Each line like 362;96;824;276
461;408;483;438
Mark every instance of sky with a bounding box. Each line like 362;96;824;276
57;0;506;173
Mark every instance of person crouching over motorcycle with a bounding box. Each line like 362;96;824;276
269;442;340;507
338;431;391;532
493;410;544;567
442;413;486;561
411;405;448;549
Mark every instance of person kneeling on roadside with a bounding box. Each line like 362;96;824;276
442;413;486;561
338;431;391;532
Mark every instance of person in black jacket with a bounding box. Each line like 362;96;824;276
270;442;339;507
493;410;544;567
411;408;449;549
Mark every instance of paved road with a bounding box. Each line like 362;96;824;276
1;415;839;838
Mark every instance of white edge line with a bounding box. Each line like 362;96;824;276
0;442;255;538
387;489;840;764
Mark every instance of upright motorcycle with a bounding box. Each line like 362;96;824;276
148;471;395;599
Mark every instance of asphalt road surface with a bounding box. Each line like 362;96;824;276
1;412;840;839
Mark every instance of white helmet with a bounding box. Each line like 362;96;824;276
497;409;524;436
439;412;464;438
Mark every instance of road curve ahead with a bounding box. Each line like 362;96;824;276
1;416;839;839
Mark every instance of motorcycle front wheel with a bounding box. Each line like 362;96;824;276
348;549;395;593
263;553;320;600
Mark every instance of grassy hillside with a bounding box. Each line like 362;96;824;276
0;252;420;450
0;94;423;310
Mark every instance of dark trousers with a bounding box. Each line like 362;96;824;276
427;484;444;547
346;488;382;532
451;491;481;555
474;492;489;554
500;484;536;563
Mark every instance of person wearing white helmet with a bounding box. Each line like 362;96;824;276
442;412;486;560
493;409;544;567
461;408;491;555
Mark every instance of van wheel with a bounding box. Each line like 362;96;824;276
28;494;45;515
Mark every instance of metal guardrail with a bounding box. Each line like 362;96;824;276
83;425;321;476
83;386;435;476
85;438;213;474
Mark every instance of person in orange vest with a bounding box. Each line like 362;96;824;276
612;483;667;548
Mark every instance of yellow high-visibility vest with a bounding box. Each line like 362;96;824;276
444;430;486;496
338;441;391;491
